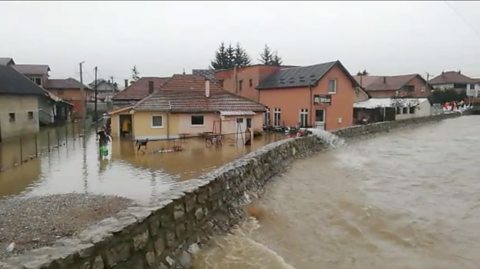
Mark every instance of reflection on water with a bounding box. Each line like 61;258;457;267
194;116;480;269
0;126;285;203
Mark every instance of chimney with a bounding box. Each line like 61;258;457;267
205;80;210;98
124;79;128;89
148;81;154;94
383;76;387;84
458;70;461;74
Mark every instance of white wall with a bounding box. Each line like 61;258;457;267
466;83;480;97
395;101;432;120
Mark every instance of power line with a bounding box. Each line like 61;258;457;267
444;1;480;41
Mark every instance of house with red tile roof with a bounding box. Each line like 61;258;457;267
353;74;431;98
352;74;432;124
429;71;475;92
112;77;170;107
109;74;266;140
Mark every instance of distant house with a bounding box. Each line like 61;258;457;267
46;78;92;118
0;65;45;141
353;74;431;98
429;71;474;93
109;74;265;140
467;79;480;98
354;98;433;124
0;57;15;66
112;77;170;108
256;61;359;130
352;74;432;124
7;61;72;125
88;79;118;102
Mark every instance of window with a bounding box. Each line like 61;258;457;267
405;85;414;92
403;107;408;114
9;113;15;122
470;84;475;90
236;118;244;123
247;118;252;128
239;80;243;91
151;115;163;128
299;109;308;127
273;108;281;126
396;107;401;115
249;79;253;87
328;79;337;94
219;80;224;87
421;86;426;92
28;111;34;120
35;78;42;86
409;106;416;114
191;115;204;126
264;108;270;126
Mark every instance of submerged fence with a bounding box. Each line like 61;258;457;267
0;122;92;172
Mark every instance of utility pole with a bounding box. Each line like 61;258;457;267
94;66;98;123
79;61;85;132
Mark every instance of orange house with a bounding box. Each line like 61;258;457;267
46;78;93;118
215;65;285;102
257;61;359;131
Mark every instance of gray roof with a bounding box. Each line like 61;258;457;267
0;65;46;96
257;61;338;89
13;64;50;75
192;69;218;83
47;78;92;90
0;58;15;66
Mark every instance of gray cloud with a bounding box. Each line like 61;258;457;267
1;1;480;84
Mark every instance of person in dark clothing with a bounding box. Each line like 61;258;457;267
98;127;111;146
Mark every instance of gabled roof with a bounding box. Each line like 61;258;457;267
46;78;91;90
133;89;266;113
13;64;50;75
257;60;359;90
161;74;222;91
0;65;46;96
429;71;474;85
354;74;422;91
0;57;15;66
112;77;170;101
122;74;265;113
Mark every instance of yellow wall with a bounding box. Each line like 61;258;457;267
112;110;265;140
0;95;39;141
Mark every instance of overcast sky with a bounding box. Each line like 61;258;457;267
1;1;480;85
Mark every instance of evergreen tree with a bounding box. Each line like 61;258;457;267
210;42;230;70
271;51;283;66
259;44;273;65
211;42;252;69
233;42;251;67
356;69;369;76
131;65;140;81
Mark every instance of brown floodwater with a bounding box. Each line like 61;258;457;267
194;116;480;269
0;125;285;203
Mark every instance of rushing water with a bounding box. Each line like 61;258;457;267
0;126;284;203
194;116;480;269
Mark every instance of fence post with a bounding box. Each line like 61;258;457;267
47;130;51;152
65;124;68;146
19;136;23;164
56;129;60;148
35;133;38;157
72;123;76;141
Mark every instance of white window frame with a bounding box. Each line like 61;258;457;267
328;79;337;94
264;108;270;126
299;108;308;127
151;115;164;128
191;115;205;127
273;108;281;126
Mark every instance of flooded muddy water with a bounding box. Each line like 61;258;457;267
194;116;480;269
0;125;284;203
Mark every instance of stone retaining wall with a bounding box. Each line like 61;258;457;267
0;113;462;269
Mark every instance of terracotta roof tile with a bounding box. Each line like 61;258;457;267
130;74;264;113
354;74;420;91
46;78;91;90
112;77;170;101
429;71;474;85
13;64;50;75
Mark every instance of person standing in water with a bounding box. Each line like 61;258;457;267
98;127;111;157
